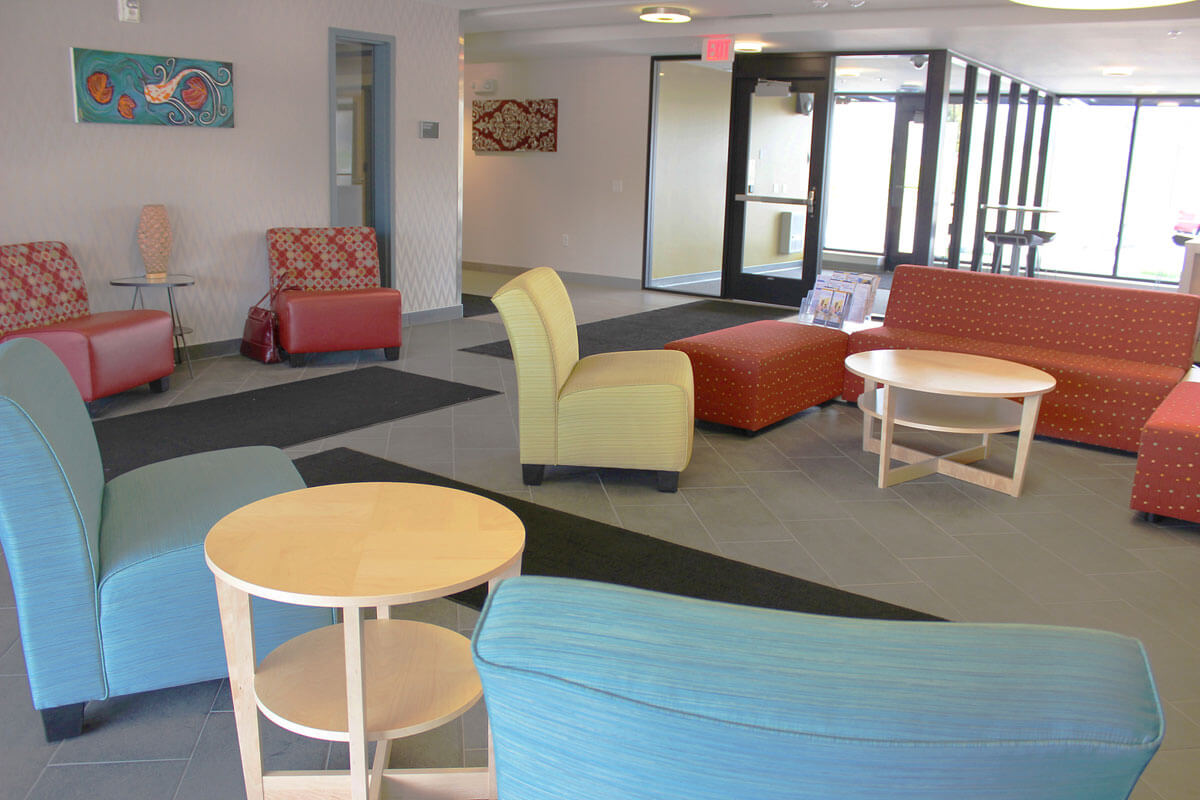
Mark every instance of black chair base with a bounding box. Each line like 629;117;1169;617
383;346;400;361
41;702;85;742
656;471;680;493
149;376;170;393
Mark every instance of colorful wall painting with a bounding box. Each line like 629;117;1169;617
72;48;234;127
472;99;557;152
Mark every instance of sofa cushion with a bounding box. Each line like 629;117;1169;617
267;227;381;291
274;288;401;354
97;446;328;696
474;576;1163;800
885;265;1200;370
0;241;89;336
3;310;175;401
557;349;693;471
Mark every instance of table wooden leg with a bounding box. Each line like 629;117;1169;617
369;739;392;800
484;559;521;800
344;607;370;800
861;378;877;452
877;384;896;489
1010;394;1042;497
214;579;265;800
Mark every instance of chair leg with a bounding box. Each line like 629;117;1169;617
383;346;400;361
522;464;545;485
656;471;680;493
289;352;306;368
149;376;170;393
41;702;85;742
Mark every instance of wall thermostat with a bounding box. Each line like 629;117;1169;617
419;121;439;139
119;0;140;23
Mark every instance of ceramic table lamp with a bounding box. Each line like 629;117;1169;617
137;204;172;280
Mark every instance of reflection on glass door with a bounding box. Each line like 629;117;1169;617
331;31;393;285
724;76;829;306
645;59;732;296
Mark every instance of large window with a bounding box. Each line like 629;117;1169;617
1042;96;1200;284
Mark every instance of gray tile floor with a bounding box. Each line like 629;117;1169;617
2;269;1199;799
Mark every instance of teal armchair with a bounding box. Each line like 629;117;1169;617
474;577;1163;800
0;338;330;740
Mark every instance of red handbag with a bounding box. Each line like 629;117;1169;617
240;290;281;363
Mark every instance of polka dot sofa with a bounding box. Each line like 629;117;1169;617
266;226;402;367
843;265;1200;453
0;241;174;403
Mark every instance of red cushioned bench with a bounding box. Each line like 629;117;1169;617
1132;379;1200;525
665;320;849;433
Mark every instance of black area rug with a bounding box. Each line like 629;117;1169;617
95;368;499;480
461;293;496;318
293;447;940;622
461;299;795;360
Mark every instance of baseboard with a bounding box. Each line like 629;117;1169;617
464;261;642;290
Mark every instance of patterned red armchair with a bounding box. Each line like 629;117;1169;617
0;241;173;402
266;227;402;367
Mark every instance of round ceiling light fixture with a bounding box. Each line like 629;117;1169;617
639;6;692;22
1009;0;1195;8
734;41;765;53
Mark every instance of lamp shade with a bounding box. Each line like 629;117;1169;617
137;204;172;279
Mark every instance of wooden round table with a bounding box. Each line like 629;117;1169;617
844;349;1056;497
205;481;525;800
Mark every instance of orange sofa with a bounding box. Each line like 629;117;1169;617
0;241;173;402
843;265;1200;452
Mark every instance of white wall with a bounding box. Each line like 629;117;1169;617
463;57;650;282
0;0;460;346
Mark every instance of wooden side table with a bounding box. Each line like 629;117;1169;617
205;482;525;800
110;273;195;377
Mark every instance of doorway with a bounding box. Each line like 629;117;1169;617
722;55;832;306
330;30;394;286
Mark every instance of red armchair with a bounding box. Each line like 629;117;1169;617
265;227;402;367
0;241;173;402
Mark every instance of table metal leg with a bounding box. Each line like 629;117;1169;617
165;286;194;378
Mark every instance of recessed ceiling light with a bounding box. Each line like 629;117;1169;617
1009;0;1194;8
848;0;867;7
835;68;863;77
1167;29;1183;38
812;0;830;7
639;6;691;22
734;41;765;53
1102;66;1135;76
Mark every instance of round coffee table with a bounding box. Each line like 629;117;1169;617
843;349;1056;497
205;481;525;800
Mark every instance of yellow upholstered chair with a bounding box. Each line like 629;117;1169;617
492;267;694;492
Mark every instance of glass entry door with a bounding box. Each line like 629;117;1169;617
722;75;829;306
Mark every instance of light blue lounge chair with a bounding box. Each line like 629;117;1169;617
473;576;1163;800
0;337;330;740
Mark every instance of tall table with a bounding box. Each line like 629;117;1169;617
844;350;1056;497
980;204;1057;277
205;482;525;800
109;273;195;377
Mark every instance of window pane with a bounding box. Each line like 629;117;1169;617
1117;100;1200;282
1039;98;1136;277
824;98;895;253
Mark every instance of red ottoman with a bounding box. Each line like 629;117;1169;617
665;320;849;432
1132;380;1200;524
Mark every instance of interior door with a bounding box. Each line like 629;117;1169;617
722;75;830;306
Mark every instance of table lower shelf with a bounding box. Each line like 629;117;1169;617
858;387;1023;434
254;619;481;742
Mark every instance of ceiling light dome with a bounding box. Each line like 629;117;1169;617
1009;0;1196;8
639;6;692;22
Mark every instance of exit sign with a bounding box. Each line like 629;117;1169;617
703;37;733;63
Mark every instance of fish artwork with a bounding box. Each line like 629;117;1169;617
72;48;234;127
